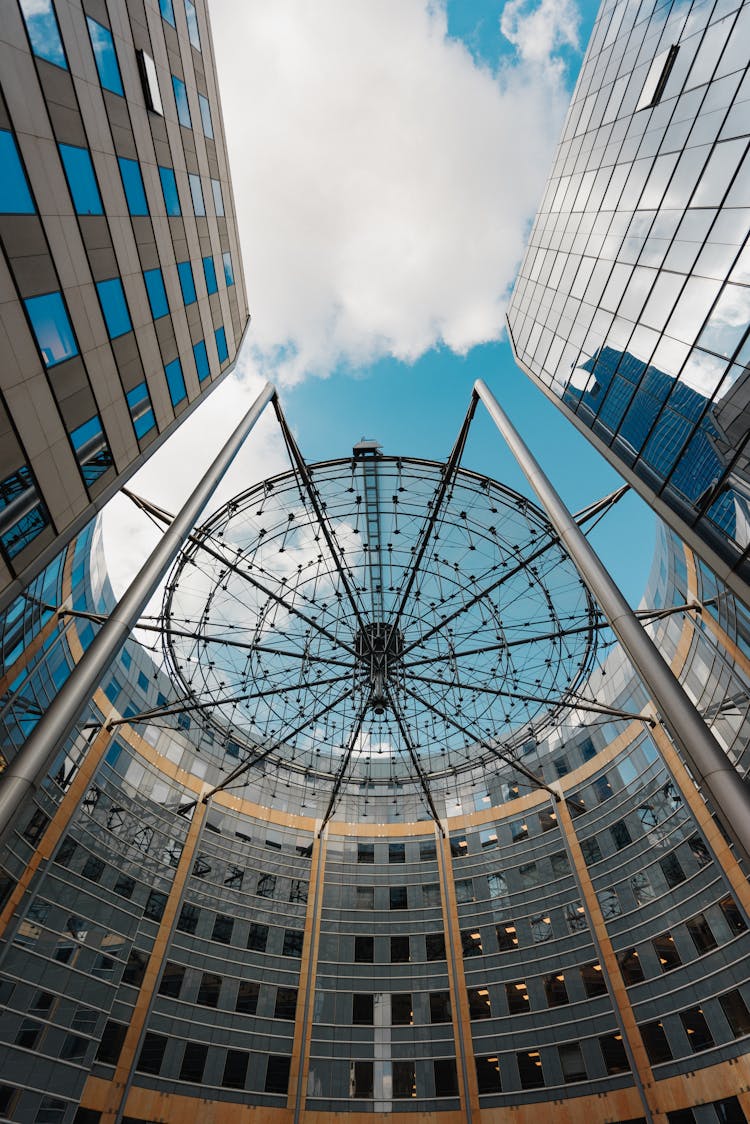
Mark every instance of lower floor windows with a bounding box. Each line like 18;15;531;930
265;1055;291;1094
0;465;48;560
476;1055;502;1093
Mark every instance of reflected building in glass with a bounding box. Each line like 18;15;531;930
0;0;248;613
507;0;750;604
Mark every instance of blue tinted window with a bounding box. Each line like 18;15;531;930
215;326;228;363
70;415;113;485
0;466;48;560
185;0;201;50
222;251;234;286
165;357;187;406
127;382;156;439
58;144;102;215
211;178;224;217
96;278;131;338
177;261;196;305
193;339;210;381
144;268;169;319
172;75;191;128
189;173;205;216
159;166;180;215
19;0;66;68
203;255;217;294
0;131;35;213
87;17;124;96
24;292;78;367
159;0;175;26
198;95;213;139
118;157;149;216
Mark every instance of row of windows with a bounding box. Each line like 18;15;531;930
618;896;747;984
154;962;301;1016
639;989;750;1064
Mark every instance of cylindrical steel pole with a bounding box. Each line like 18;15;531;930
0;381;276;846
474;378;750;864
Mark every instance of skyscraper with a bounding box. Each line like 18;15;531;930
0;0;248;613
507;0;750;605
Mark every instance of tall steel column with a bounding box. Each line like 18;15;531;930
0;381;276;847
474;377;750;864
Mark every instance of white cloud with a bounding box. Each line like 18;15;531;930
500;0;580;66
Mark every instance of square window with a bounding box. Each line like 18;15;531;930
391;992;413;1025
199;94;213;138
172;75;192;128
495;921;518;951
247;922;268;951
25;292;78;367
274;986;297;1020
81;856;104;882
159;166;181;215
599;1033;630;1074
203;255;218;294
144;268;169;319
455;878;474;903
59;144;102;215
19;0;66;68
357;843;374;863
212;178;225;216
390;935;409;962
177;261;197;305
581;962;607;997
96;278;131;338
119;157;149;215
15;1018;42;1049
461;929;482;957
215;325;229;363
87;17;123;95
354;935;373;962
189;173;205;215
430;991;451;1023
467;987;492;1019
212;914;234;944
352;993;373;1024
389;843;405;863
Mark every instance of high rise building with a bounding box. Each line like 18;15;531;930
0;0;248;613
507;0;750;606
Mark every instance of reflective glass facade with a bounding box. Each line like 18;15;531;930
507;0;750;605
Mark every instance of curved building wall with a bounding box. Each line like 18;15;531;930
0;520;749;1122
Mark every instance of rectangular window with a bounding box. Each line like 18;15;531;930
211;178;224;216
467;987;491;1019
193;338;210;381
391;935;409;962
236;980;259;1014
599;1033;630;1074
144;267;169;319
719;895;748;935
223;249;234;285
351;1060;373;1099
137;1032;167;1074
215;325;229;363
265;1055;291;1095
544;972;569;1007
223;1049;249;1089
95;1020;127;1065
686;913;717;954
640;1020;673;1064
87;17;124;96
178;261;197;305
19;0;66;68
0;130;35;213
352;993;373;1025
681;1006;715;1051
390;885;407;910
517;1051;544;1089
180;1042;207;1082
256;872;276;898
24;292;78;367
96;278;131;338
137;49;163;114
476;1055;501;1093
426;933;446;960
496;921;518;951
393;1060;416;1099
158;961;185;998
619;947;645;985
212;914;234;944
199;94;213;138
357;842;374;863
70;415;113;485
434;1058;459;1097
247;922;268;951
653;932;681;972
392;993;413;1025
455;878;474;903
461;929;482;957
559;1042;586;1083
159;166;181;215
185;0;201;50
165;357;186;407
356;885;373;909
506;981;530;1014
581;962;607;997
389;843;406;863
119;157;149;216
274;987;297;1020
177;902;199;934
354;935;373;962
610;819;632;850
0;466;48;559
203;255;218;294
636;45;679;111
188;172;205;215
719;990;750;1037
145;889;167;921
172;75;192;128
159;0;175;26
282;929;303;957
430;991;451;1023
197;972;221;1007
660;854;686;888
422;882;441;906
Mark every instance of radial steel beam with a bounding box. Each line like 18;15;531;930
318;704;369;832
474;378;750;864
0;382;277;847
386;691;445;831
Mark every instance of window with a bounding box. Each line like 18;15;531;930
517;1050;544;1089
636;45;679;111
653;933;681;972
247;922;268;951
137;1032;167;1074
58;143;103;216
720;896;748;935
87;18;124;95
461;929;482;957
177;260;197;305
282;929;303;957
0;465;47;559
592;774;613;803
236;980;259;1014
143;267;169;319
506;980;530;1014
212;914;234;944
274;986;297;1020
289;878;307;904
422;882;441;906
351;1060;373;1098
391;993;413;1025
96;1020;127;1065
511;820;528;842
430;991;451;1023
185;0;201;49
420;839;437;861
581;962;607;997
580;837;602;864
660;854;686;888
391;935;409;962
686;913;717;954
455;878;474;903
143;889;166;922
265;1055;291;1094
215;325;229;363
70;415;113;485
177;902;199;934
172;75;192;128
487;872;507;898
544;972;569;1006
434;1058;459;1097
681;1006;714;1051
0;131;32;214
352;993;373;1025
96;278;132;338
688;834;711;868
496;921;518;951
199;94;213;138
119;157;149;215
719;990;750;1037
610;820;632;850
60;1034;87;1064
354;935;373;962
82;856;104;882
357;842;374;863
476;1055;501;1093
159;166;181;215
15;1018;42;1049
127;381;156;439
180;1042;207;1082
356;885;374;909
223;250;234;285
559;1041;586;1082
599;1033;630;1074
35;1097;66;1123
24;292;78;366
531;913;553;943
393;1060;416;1099
159;961;185;998
189;173;205;215
159;0;175;26
165;357;186;407
195;974;223;1011
467;987;491;1019
203;255;218;294
640;1020;673;1064
223;1049;248;1089
389;843;405;863
426;932;446;960
19;0;66;68
136;48;163;114
619;947;645;985
212;178;225;216
519;861;539;888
